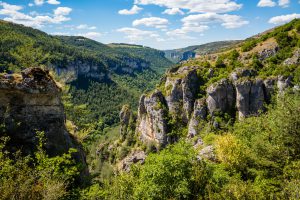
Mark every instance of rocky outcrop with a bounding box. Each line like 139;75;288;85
206;79;235;115
263;78;277;103
188;99;207;138
53;57;150;82
258;46;279;61
235;79;265;120
118;151;146;172
53;61;109;82
137;91;169;146
283;48;300;66
0;68;86;162
278;76;293;94
165;67;200;123
136;66;294;147
120;105;132;141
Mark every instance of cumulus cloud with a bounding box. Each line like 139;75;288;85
269;13;300;24
134;0;242;13
33;0;60;6
117;27;162;41
47;0;60;5
166;13;248;39
166;25;208;38
278;0;290;7
77;32;102;39
162;8;184;15
34;0;44;6
0;2;72;27
133;17;169;28
182;13;249;29
118;5;143;15
76;24;97;30
257;0;276;7
54;7;72;16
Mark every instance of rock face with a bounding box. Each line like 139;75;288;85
206;79;235;115
258;46;279;61
235;79;265;120
53;57;150;82
165;67;200;123
118;151;146;172
136;66;294;147
283;48;300;66
188;99;207;138
120;105;132;141
137;91;169;146
0;68;85;160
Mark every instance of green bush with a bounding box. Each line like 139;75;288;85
0;132;80;200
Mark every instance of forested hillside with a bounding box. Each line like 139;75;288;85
86;19;300;199
0;17;300;200
164;40;241;63
0;19;173;127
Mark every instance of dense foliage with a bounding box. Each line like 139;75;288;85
0;132;80;200
90;93;300;200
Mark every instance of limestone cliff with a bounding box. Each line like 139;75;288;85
0;68;86;162
136;67;295;147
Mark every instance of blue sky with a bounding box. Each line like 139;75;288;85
0;0;300;49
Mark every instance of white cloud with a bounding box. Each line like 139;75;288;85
76;24;97;30
54;7;72;16
257;0;276;7
278;0;290;7
133;17;169;28
34;0;44;6
118;5;143;15
269;13;300;24
134;0;242;13
162;8;184;15
117;27;162;41
0;2;72;27
166;13;248;39
47;0;60;5
31;0;60;6
77;32;102;39
182;13;249;29
166;25;208;38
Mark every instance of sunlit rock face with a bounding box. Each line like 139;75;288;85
0;68;85;162
135;66;294;147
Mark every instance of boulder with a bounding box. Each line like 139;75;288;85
278;76;293;94
119;151;146;172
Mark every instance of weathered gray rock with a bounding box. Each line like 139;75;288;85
0;68;87;173
278;76;293;94
235;78;265;120
258;46;279;61
263;77;277;103
165;68;200;123
182;69;200;122
120;105;132;140
230;68;257;82
119;150;146;172
165;77;183;117
249;79;265;114
188;99;207;138
197;145;216;161
206;79;235;115
235;80;252;120
137;91;169;146
283;48;300;66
